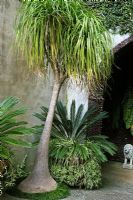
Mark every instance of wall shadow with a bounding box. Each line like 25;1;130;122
103;42;133;162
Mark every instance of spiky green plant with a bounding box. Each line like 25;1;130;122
0;96;34;160
34;100;108;141
35;100;117;162
34;101;116;188
15;0;113;193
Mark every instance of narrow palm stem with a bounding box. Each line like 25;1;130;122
18;73;66;193
33;76;63;177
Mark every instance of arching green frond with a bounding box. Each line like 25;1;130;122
0;97;34;160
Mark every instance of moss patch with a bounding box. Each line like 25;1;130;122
7;184;70;200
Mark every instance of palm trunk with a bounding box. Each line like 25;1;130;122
18;74;65;193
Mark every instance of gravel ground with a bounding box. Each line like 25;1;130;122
1;162;133;200
1;184;133;200
62;184;133;200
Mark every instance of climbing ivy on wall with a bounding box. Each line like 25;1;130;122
85;0;133;35
19;0;133;35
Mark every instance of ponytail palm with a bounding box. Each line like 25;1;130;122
16;0;112;193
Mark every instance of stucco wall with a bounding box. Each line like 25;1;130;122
0;0;66;166
0;0;65;125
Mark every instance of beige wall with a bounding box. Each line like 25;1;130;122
0;0;66;166
0;0;65;125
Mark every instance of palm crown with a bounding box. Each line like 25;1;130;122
16;0;112;85
15;0;113;193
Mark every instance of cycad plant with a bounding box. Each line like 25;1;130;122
50;139;102;189
35;101;116;188
35;100;117;163
16;0;112;193
0;96;33;161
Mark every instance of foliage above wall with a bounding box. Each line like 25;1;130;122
85;0;133;35
19;0;133;35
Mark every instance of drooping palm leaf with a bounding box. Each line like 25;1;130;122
0;97;34;160
16;0;112;87
88;135;117;162
15;0;113;191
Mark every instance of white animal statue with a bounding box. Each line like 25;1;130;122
123;144;133;166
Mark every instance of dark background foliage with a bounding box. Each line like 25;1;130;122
19;0;133;35
85;0;133;35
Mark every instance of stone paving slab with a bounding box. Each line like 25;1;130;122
1;187;133;200
1;162;133;200
67;189;133;200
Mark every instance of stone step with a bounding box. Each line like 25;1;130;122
102;161;133;186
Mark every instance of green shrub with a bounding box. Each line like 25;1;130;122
35;100;117;163
0;96;35;196
51;154;101;189
3;156;28;190
0;156;28;195
35;100;117;189
49;138;102;189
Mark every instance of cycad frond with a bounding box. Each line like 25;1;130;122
35;100;108;140
35;100;117;162
0;97;34;160
88;135;117;162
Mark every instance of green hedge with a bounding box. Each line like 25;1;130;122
51;159;102;189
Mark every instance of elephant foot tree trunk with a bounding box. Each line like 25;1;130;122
18;74;65;193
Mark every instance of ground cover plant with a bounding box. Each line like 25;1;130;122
1;156;28;194
34;101;117;189
7;184;69;200
15;0;112;193
50;142;102;189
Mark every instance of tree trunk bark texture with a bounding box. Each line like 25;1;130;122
88;85;104;135
18;75;64;193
